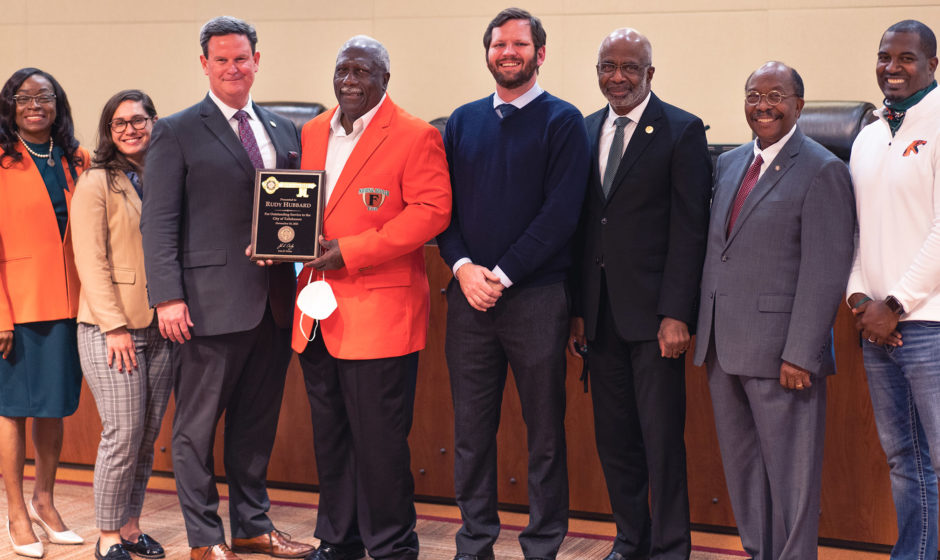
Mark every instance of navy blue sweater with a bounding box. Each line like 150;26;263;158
438;92;590;288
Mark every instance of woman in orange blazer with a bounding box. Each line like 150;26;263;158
0;68;89;558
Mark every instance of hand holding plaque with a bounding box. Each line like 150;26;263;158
250;169;325;262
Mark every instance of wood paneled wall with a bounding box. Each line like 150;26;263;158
43;246;900;547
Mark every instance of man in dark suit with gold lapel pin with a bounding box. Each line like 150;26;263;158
569;28;711;560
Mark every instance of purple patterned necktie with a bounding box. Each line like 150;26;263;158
727;153;763;235
234;110;264;169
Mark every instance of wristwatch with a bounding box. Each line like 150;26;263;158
884;295;905;316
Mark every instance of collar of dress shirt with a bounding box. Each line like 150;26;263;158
208;89;257;122
331;93;387;138
752;123;797;168
493;82;544;110
603;91;652;130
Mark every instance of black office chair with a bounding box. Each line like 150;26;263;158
797;100;878;161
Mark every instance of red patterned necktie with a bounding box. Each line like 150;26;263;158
234;110;264;169
727;153;763;235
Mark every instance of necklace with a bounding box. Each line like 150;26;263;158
16;132;55;168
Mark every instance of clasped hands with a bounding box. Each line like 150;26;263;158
455;263;504;311
848;292;903;347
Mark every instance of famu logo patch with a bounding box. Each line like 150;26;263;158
904;140;927;157
359;187;390;211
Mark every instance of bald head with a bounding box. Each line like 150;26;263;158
598;28;651;65
596;28;654;115
745;61;803;98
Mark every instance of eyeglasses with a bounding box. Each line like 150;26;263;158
12;94;56;107
596;62;649;77
109;116;152;133
745;90;797;106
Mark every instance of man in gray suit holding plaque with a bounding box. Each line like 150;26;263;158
693;61;855;560
142;16;311;560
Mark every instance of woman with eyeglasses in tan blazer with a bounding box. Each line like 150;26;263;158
72;90;172;560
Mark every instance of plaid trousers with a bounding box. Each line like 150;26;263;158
78;323;173;530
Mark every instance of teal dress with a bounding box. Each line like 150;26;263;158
0;143;82;418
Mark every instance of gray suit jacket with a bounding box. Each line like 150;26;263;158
141;95;301;337
693;128;855;377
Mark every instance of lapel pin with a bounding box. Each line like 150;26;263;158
270;120;277;127
645;125;653;134
774;164;780;171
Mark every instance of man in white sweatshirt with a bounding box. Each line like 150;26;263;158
847;19;940;560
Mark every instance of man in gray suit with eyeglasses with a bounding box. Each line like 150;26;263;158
693;61;855;560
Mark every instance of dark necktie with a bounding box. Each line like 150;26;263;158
496;103;517;119
727;153;764;235
602;117;630;197
234;110;264;169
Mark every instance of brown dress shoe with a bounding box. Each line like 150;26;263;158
190;544;240;560
231;530;315;559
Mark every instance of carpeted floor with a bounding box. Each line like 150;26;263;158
0;479;746;559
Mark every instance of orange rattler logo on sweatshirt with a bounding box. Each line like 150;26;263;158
903;140;927;156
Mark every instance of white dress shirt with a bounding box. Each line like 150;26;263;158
752;124;797;179
598;92;652;181
208;90;275;169
492;82;544;111
323;94;387;203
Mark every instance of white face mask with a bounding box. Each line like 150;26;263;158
297;279;337;320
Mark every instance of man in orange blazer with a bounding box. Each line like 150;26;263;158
291;35;451;560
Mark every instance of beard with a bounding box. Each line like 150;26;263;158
487;54;539;90
606;79;649;114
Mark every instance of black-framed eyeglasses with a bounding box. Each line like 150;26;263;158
745;90;796;106
109;116;152;133
12;94;56;107
596;62;649;77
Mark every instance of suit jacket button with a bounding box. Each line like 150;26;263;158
600;217;608;225
721;255;728;262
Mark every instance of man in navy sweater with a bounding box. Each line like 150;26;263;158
437;7;590;560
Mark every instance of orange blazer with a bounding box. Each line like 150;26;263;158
0;146;89;331
292;96;451;359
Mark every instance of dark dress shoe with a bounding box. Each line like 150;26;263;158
96;540;132;560
232;530;315;559
191;544;240;560
603;553;628;560
121;534;165;559
305;542;365;560
453;553;495;560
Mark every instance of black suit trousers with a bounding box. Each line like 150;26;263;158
445;280;569;559
172;307;291;547
298;334;419;560
589;281;691;560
